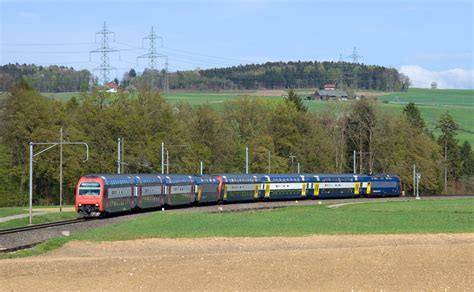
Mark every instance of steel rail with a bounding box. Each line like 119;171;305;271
0;218;88;236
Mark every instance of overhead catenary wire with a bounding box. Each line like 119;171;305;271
0;42;96;46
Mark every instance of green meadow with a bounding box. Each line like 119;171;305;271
2;198;472;259
0;198;474;259
71;198;474;240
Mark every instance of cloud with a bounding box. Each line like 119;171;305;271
399;65;474;89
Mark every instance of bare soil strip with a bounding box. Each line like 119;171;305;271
1;233;472;291
25;207;76;213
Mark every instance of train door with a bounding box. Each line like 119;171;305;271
131;185;139;209
313;176;320;198
264;175;271;199
300;175;306;198
253;176;259;200
216;176;223;202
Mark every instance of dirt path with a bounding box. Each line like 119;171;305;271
28;207;75;212
1;234;473;291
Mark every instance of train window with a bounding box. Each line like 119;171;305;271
79;182;101;196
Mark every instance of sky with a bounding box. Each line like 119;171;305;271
0;0;473;89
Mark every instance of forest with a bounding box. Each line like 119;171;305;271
198;61;409;91
0;80;472;207
1;61;410;93
0;63;91;93
128;61;410;92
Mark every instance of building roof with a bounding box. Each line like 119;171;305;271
315;89;348;97
106;81;118;89
324;83;336;89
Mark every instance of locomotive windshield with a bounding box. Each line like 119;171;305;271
78;182;101;196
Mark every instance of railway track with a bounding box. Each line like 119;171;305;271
0;218;87;236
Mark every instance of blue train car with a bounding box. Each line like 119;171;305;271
195;176;220;204
315;174;365;199
135;174;164;210
257;174;313;200
368;174;402;197
216;174;258;202
162;175;195;206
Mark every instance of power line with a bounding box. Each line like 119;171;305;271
162;45;255;64
0;50;92;54
0;42;95;46
90;22;119;84
347;46;364;63
137;26;165;70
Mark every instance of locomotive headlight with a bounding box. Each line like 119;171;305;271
95;204;99;206
78;204;82;206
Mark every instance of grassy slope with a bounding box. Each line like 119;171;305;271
2;198;472;259
73;198;474;240
378;88;474;107
377;89;474;144
0;205;75;219
0;212;77;229
0;207;27;218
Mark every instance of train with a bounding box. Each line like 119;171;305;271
75;173;403;217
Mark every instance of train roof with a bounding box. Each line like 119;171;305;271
194;175;219;184
82;173;400;186
84;174;135;186
84;173;194;185
215;174;257;183
161;174;194;184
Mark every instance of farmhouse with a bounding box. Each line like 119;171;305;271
105;81;119;93
323;83;336;91
313;89;348;101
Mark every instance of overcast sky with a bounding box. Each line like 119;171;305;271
1;0;473;88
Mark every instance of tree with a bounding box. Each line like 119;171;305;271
403;102;425;130
373;114;441;193
460;141;474;176
431;81;438;89
399;73;411;91
0;63;90;93
346;99;377;174
436;112;461;190
286;89;307;112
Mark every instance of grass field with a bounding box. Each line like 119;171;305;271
378;88;474;107
0;205;74;219
44;88;474;144
0;205;76;230
0;211;77;229
71;198;474;240
2;198;473;259
0;207;27;218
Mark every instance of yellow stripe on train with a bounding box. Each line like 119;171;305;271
314;183;320;196
301;183;307;197
265;183;270;198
